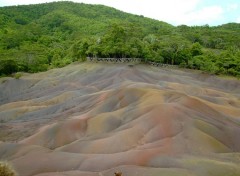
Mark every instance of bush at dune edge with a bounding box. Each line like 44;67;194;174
0;162;16;176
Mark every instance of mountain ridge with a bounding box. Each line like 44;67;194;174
0;1;240;77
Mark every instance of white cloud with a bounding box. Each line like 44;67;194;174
227;3;238;11
73;0;224;26
70;0;205;25
236;16;240;23
177;6;224;26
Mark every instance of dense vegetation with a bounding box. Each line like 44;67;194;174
0;1;240;77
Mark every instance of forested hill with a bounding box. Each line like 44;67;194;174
0;1;240;77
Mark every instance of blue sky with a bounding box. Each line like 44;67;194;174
0;0;239;26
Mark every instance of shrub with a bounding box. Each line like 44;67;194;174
0;162;16;176
14;72;22;79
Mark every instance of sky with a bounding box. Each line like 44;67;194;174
0;0;240;26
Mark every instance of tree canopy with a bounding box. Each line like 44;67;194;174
0;1;240;77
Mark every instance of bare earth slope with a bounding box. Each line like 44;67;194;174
0;63;240;176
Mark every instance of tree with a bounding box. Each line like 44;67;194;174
190;42;203;57
0;59;18;75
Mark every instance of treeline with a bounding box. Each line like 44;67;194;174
72;23;240;76
0;1;240;77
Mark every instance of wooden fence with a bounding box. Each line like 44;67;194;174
86;57;178;68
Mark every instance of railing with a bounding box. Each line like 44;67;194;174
86;57;141;63
147;61;178;68
86;57;178;68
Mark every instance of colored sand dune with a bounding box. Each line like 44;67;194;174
0;63;240;176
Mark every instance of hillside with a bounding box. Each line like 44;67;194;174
0;1;240;77
0;63;240;176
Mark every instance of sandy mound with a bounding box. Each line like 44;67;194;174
0;63;240;176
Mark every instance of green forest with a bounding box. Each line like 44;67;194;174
0;1;240;77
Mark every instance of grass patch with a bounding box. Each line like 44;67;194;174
0;161;17;176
